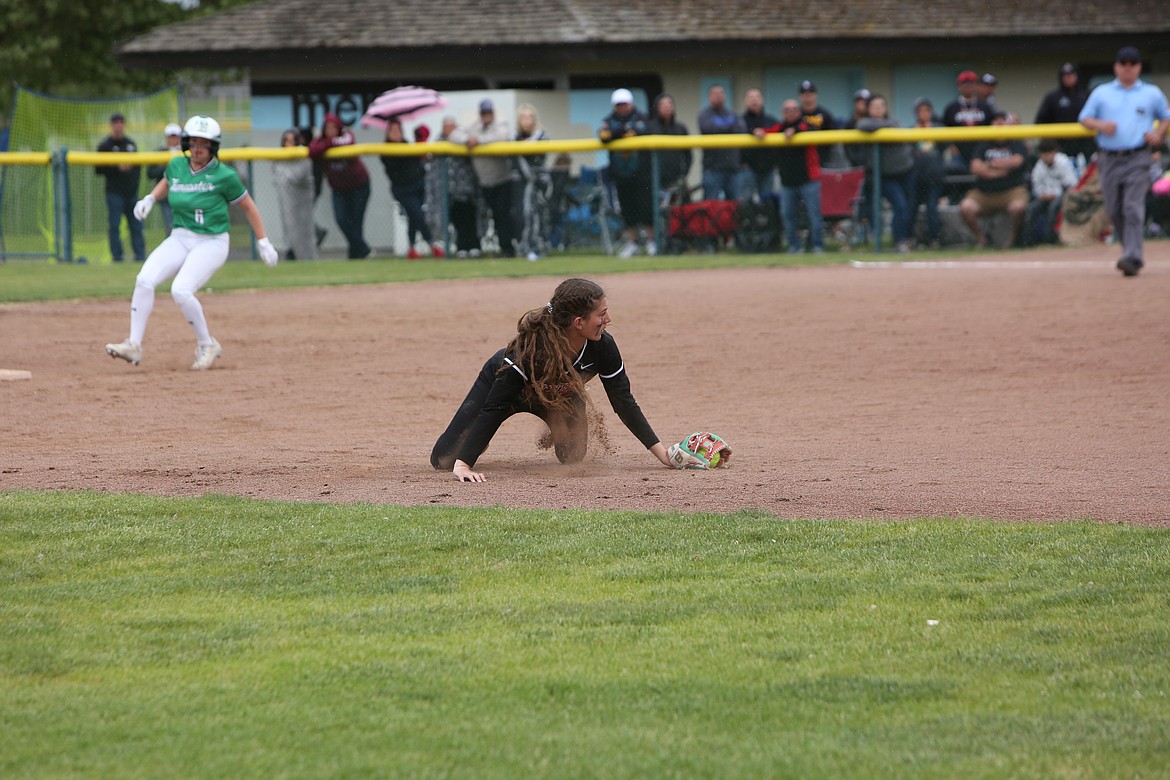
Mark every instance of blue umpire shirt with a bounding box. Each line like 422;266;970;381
1079;78;1170;151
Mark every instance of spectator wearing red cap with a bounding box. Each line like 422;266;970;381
942;70;994;175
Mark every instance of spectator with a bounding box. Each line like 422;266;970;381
842;88;873;169
740;87;779;198
546;153;573;250
959;111;1030;249
299;126;329;249
978;73;999;109
433;116;481;258
308;113;372;259
942;71;994;175
96;112;145;262
453;100;516;257
1148;144;1170;237
272;128;318;261
145;123;183;236
697;84;746;200
1035;63;1094;166
908;97;946;247
757;99;824;254
798;79;838;166
857;95;916;252
514;104;551;261
599;88;655;257
843;88;872;131
1025;138;1078;245
381;118;442;259
647;93;693;203
1079;46;1170;276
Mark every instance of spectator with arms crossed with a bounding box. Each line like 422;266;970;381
959;111;1030;249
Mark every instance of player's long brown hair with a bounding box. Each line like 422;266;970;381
506;278;604;411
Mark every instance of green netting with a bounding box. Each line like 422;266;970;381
4;84;181;263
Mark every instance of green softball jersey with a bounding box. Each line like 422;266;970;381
163;156;247;235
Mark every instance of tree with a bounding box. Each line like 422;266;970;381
0;0;254;127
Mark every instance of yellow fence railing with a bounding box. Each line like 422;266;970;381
0;123;1106;262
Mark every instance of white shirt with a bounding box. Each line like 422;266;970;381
1031;152;1078;199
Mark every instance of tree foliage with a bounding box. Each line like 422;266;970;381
0;0;255;124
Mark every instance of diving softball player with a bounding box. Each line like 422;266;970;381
104;115;279;370
430;277;677;482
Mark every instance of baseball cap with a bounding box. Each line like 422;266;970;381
799;80;817;93
913;97;933;110
1116;46;1141;63
478;99;494;114
957;70;978;84
853;88;872;101
1059;62;1077;75
980;73;997;86
610;88;634;105
164;123;182;137
110;112;125;122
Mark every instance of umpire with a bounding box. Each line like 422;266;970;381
1079;46;1170;277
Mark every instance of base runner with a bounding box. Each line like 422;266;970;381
104;115;278;370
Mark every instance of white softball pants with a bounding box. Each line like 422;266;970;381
129;228;229;347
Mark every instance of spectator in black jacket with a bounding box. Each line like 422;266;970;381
1035;62;1094;164
381;119;442;259
96;113;145;262
740;87;779;198
647;94;693;204
798;80;838;167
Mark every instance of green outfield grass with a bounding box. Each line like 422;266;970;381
1;491;1168;779
2;249;866;304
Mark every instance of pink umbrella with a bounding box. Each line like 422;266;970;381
360;86;447;130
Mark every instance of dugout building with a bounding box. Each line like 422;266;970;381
118;0;1168;137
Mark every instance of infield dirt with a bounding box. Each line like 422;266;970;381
2;245;1167;525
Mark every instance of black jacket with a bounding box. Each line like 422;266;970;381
647;95;693;187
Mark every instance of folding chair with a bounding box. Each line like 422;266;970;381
667;199;740;253
820;167;866;245
562;166;619;254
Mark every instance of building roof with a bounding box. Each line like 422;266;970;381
118;0;1170;69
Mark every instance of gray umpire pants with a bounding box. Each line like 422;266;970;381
1097;148;1151;263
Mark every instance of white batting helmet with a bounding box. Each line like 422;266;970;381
181;115;222;155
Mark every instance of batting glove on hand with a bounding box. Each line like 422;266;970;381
257;237;279;268
133;195;154;222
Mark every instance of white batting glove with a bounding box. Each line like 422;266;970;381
257;237;279;268
133;195;154;222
